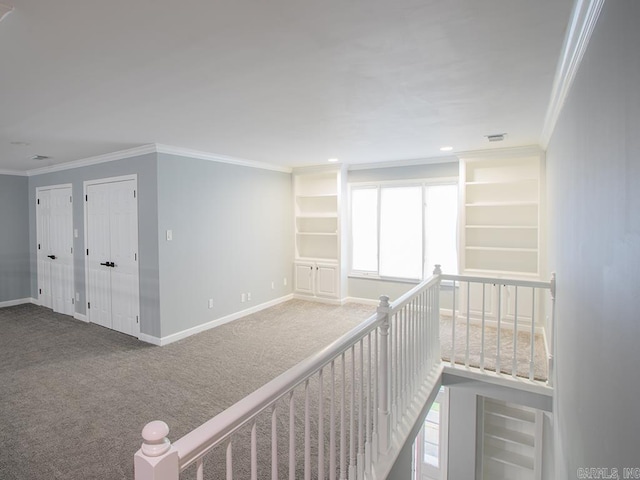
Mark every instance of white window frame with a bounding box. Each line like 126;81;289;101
414;387;449;480
348;178;458;282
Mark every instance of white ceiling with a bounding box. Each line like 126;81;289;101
0;0;573;173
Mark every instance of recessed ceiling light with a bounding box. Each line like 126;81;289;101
328;158;339;163
440;146;453;152
30;155;51;161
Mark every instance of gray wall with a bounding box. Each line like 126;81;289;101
0;174;30;302
28;154;161;336
156;153;293;338
546;1;640;476
446;388;478;480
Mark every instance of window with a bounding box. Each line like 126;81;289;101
414;387;449;480
350;182;458;280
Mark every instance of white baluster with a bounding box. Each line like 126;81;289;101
318;368;325;480
196;458;203;480
365;333;372;476
451;280;457;367
372;328;379;463
377;295;391;455
134;421;179;480
349;346;356;480
340;352;346;480
465;281;471;367
330;360;336;480
305;379;311;480
496;284;502;374
530;288;536;381
251;420;257;480
226;439;233;480
271;406;278;480
481;282;486;372
512;286;519;378
548;273;556;387
357;340;365;480
289;391;296;480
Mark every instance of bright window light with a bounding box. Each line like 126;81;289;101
351;188;378;272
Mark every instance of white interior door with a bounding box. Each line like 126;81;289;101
36;190;52;309
36;186;74;315
50;188;74;315
86;182;113;329
86;178;139;337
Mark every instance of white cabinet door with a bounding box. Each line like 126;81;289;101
316;263;338;297
36;186;74;316
295;262;314;295
86;178;139;337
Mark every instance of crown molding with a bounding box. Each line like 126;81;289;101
347;155;458;171
25;143;292;177
155;144;292;174
540;0;605;148
456;145;543;160
0;169;26;176
26;144;157;177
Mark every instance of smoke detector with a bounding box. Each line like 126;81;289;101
30;155;51;161
486;133;507;142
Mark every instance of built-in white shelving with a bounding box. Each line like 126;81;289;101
293;166;347;301
459;152;544;278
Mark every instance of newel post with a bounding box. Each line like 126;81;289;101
134;421;180;480
433;264;442;276
377;295;391;455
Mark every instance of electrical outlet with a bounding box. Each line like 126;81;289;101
75;292;80;302
241;293;247;303
247;292;251;301
283;277;288;286
208;298;214;309
166;229;173;241
271;281;275;290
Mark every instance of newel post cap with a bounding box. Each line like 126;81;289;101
141;421;171;457
433;264;442;275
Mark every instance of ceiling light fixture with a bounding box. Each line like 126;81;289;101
30;155;51;161
440;146;453;152
10;141;30;146
328;158;339;163
0;3;14;23
486;133;507;142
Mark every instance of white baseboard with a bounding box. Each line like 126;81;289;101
140;294;295;347
74;312;88;323
0;297;35;308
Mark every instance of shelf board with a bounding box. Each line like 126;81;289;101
295;257;338;263
465;201;538;207
296;193;338;199
296;232;338;237
466;246;538;253
466;225;537;230
296;213;338;219
465;179;538;186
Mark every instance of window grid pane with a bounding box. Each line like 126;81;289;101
351;188;378;272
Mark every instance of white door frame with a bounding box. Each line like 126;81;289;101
83;174;140;337
35;184;74;313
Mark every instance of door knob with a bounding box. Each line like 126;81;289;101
47;255;57;260
100;261;110;267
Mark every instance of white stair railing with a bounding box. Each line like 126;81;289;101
439;273;555;385
135;269;444;480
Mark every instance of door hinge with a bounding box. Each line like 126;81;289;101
134;253;137;261
39;288;42;294
85;194;88;201
136;315;139;324
86;249;89;255
38;243;41;250
133;190;136;198
88;302;90;309
70;195;72;203
72;298;75;305
37;198;40;205
71;247;73;254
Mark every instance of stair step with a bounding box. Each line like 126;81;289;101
483;457;535;480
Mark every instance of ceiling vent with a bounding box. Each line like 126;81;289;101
30;155;51;161
486;133;507;142
0;3;13;23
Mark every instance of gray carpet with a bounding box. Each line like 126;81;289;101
0;301;374;480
